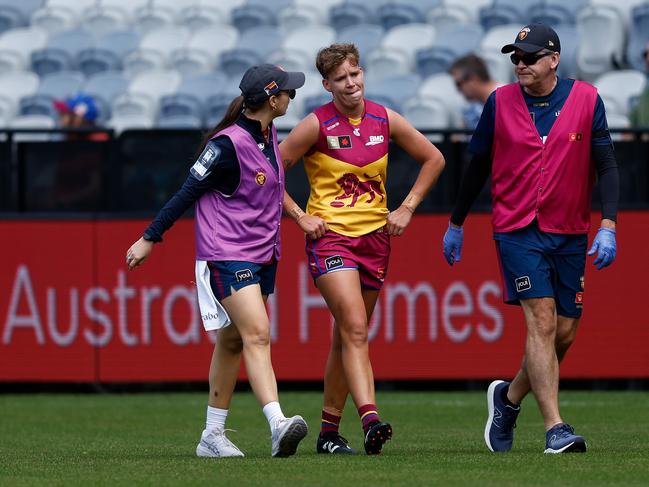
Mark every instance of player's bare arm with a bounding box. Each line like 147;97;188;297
385;108;445;236
279;113;328;239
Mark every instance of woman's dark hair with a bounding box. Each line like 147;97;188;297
197;95;265;154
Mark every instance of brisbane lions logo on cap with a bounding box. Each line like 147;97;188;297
264;80;278;95
518;27;530;40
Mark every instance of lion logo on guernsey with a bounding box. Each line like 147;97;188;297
331;173;385;208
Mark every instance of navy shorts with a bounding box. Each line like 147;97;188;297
207;260;277;301
494;224;587;318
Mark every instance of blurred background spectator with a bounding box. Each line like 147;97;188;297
448;54;499;129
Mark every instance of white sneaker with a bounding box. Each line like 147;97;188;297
196;428;245;458
271;415;308;457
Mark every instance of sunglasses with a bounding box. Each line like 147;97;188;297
454;75;469;89
510;52;553;66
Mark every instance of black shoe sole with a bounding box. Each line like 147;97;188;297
364;423;392;455
274;419;308;458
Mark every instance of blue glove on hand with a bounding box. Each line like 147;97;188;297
587;227;616;270
443;222;463;266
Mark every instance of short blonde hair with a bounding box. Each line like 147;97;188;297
315;43;360;79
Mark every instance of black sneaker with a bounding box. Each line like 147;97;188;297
316;432;356;454
364;421;392;455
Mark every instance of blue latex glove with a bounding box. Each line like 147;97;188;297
443;222;463;266
587;227;616;270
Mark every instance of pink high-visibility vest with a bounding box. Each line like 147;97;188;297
491;80;597;234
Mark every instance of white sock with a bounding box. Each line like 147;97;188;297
206;406;228;431
262;401;285;431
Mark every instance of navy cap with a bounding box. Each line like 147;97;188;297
239;64;305;105
501;23;561;54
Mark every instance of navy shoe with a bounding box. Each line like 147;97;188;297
316;432;356;455
544;423;587;454
484;380;521;452
364;421;392;455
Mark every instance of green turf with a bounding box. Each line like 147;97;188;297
1;391;647;486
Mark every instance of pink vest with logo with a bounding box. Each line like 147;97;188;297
492;80;597;234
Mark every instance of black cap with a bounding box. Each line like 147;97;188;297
239;64;305;105
501;23;561;54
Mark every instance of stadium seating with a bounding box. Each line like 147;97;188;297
19;94;58;118
0;0;44;34
0;71;39;121
531;0;589;27
627;2;649;72
270;25;336;72
595;69;647;117
554;25;580;80
38;71;85;100
479;0;537;31
479;24;519;84
366;23;436;80
418;73;467;128
416;24;483;78
336;24;384;65
100;0;148;18
177;4;224;30
31;28;94;77
426;2;475;30
576;4;626;81
123;26;191;77
81;4;130;34
83;71;131;122
365;73;422;112
10;113;55;128
402;95;451;129
30;4;78;33
0;0;644;131
0;26;48;72
329;1;378;32
231;1;278;32
76;30;139;77
220;25;282;78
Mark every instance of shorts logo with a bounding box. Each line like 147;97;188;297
235;269;253;282
515;276;531;292
325;255;344;271
569;132;583;141
326;135;352;149
255;170;266;185
575;292;584;306
377;267;385;281
580;275;584;290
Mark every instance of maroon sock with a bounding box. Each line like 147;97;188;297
358;404;380;433
320;410;341;435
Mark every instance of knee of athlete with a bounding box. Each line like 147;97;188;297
528;318;557;341
340;318;369;347
556;326;577;353
241;327;271;348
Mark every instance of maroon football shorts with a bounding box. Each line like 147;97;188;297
305;228;390;290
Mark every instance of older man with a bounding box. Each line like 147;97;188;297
442;23;619;454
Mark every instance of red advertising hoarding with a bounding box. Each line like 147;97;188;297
1;213;648;382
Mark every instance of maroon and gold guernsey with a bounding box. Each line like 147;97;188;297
305;100;390;237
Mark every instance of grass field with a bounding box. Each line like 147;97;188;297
1;390;648;486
